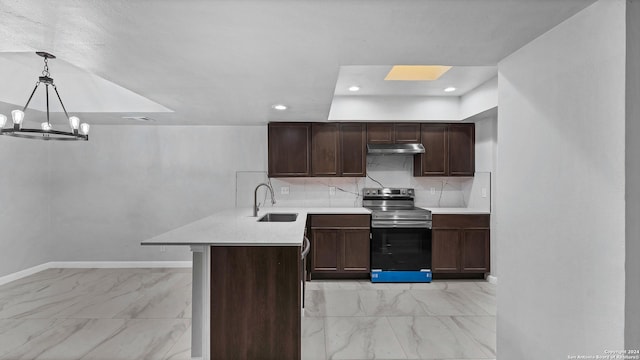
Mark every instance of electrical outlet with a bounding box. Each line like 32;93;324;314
329;186;336;196
430;187;436;195
160;246;166;252
280;186;290;195
481;188;487;198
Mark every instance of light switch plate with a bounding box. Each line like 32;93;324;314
430;187;436;195
481;188;487;198
329;186;336;196
280;186;290;195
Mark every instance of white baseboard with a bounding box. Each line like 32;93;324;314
486;275;498;284
0;262;52;286
50;261;192;269
0;261;192;286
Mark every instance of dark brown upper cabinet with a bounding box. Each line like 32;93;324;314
414;123;475;177
339;123;366;177
366;123;394;144
394;123;421;143
367;123;420;144
414;124;448;176
448;124;475;176
268;122;311;177
269;121;472;178
311;123;339;176
310;123;366;177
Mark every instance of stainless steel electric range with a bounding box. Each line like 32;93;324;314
363;188;433;282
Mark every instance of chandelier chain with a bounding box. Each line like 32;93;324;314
42;57;50;77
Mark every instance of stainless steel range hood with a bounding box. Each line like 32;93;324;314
367;143;425;155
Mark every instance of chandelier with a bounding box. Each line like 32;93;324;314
0;51;89;141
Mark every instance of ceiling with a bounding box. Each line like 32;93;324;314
0;0;595;126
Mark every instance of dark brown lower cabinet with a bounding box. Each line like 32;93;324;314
461;229;490;272
309;214;370;279
432;229;460;272
432;214;490;277
210;246;301;360
342;229;370;272
311;229;339;272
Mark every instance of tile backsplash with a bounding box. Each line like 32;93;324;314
236;155;491;210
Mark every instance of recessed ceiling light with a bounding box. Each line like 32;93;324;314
272;104;287;110
444;87;456;92
348;86;360;92
385;65;452;81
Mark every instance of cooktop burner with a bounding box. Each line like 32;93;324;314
362;188;432;222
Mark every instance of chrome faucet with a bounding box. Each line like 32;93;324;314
254;183;276;217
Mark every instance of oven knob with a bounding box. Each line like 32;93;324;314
401;189;406;194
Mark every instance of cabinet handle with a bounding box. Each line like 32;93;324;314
301;236;311;260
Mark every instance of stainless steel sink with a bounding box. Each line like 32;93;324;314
257;213;298;222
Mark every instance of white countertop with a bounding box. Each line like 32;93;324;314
421;207;491;215
141;207;371;247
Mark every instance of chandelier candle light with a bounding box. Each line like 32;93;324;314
0;51;89;141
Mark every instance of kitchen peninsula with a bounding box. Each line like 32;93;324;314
141;207;370;360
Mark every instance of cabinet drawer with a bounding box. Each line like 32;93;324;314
310;214;370;228
432;214;489;228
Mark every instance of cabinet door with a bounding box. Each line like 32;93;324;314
394;123;421;143
311;123;339;176
448;124;475;176
340;123;366;177
341;229;370;273
311;229;340;272
415;124;448;176
461;229;489;272
268;123;311;177
432;229;460;273
367;123;394;144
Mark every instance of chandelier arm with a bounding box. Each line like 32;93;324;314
52;85;70;119
46;84;50;124
22;81;41;111
0;128;88;141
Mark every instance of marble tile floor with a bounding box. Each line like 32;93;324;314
0;268;192;360
0;268;496;360
304;280;496;360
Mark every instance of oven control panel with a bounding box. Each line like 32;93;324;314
363;188;414;198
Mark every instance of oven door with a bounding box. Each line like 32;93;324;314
370;226;432;271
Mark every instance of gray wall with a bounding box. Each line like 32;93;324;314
626;0;640;350
46;125;267;262
497;0;626;358
0;135;51;277
0;124;267;278
474;115;497;278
